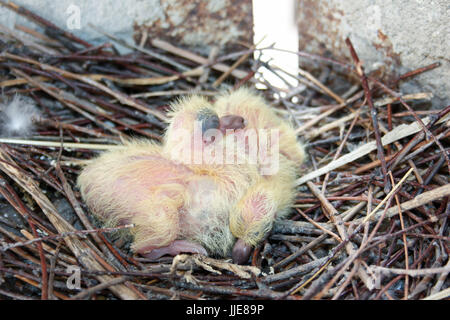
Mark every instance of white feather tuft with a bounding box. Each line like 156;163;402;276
0;95;41;136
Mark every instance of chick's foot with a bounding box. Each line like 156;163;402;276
232;238;252;264
139;240;208;260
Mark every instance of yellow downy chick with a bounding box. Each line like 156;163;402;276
213;89;305;263
77;88;305;264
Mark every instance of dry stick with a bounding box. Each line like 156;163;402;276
15;66;160;140
1;224;133;252
295;209;341;242
55;152;129;267
345;38;388;192
295;91;364;135
174;280;291;299
298;67;345;104
70;276;129;300
306;92;433;139
363;168;414;223
355;130;450;175
149;38;248;80
374;92;433;107
88;23;189;72
28;65;165;130
379;122;424;184
370;77;450;174
407;251;443;299
38;118;120;141
14;275;69;300
396;62;441;82
47;240;62;300
197;46;220;88
130;89;217;99
0;23;59;55
307;181;373;290
2;52;168;121
0;149;142;299
306;183;345;242
9;68;128;139
296;112;450;186
297;168;418;298
273;234;328;269
376;265;450;277
27;218;48;300
134;282;204;300
99;67;204;85
0;180;49;300
0;288;36;300
262;256;328;284
0;232;43;266
331;263;359;300
18;229;99;266
0;138;123;151
310;195;395;300
306;110;361;140
290;255;335;296
404;130;450;164
14;23;61;46
359;183;450;224
388;172;409;299
0;75;50;87
1;221;77;267
430;255;450;295
386;108;448;172
0;0;92;48
213;44;255;87
321;107;361;193
274;194;371;270
422;287;450;300
39;54;200;89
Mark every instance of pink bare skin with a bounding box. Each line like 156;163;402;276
219;115;246;133
232;239;253;265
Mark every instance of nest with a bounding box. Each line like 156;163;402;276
0;2;448;300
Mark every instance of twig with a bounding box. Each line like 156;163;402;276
296;113;450;185
1;224;134;251
422;288;450;300
70;276;129;300
345;38;388;191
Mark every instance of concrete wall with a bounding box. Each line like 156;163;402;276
1;0;448;105
296;0;449;106
0;0;253;54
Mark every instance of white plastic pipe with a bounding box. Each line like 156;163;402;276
252;0;299;91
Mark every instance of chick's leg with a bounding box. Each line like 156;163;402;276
230;165;296;264
131;197;207;259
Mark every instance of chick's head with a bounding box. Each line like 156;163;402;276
163;95;246;166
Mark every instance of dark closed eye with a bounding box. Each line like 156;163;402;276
197;109;220;135
202;114;220;134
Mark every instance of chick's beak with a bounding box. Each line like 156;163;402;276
232;238;252;264
219;115;246;134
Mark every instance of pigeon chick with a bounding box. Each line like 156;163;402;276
77;88;305;264
212;89;305;263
